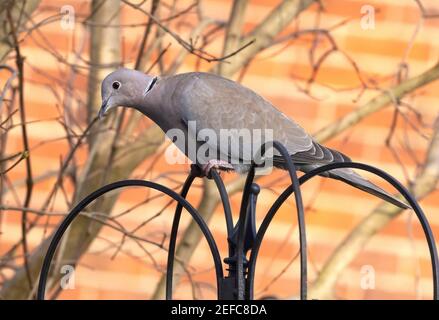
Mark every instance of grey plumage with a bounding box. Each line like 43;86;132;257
99;68;410;209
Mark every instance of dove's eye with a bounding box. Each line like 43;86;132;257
112;81;121;90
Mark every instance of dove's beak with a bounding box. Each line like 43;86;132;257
98;98;109;120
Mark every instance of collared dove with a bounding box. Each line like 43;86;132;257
98;68;409;209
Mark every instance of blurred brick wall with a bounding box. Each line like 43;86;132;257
1;0;439;299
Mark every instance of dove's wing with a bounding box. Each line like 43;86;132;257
175;72;336;164
168;72;409;209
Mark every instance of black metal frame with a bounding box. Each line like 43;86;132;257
37;142;439;300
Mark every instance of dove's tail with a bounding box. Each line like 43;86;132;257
324;167;411;209
273;148;411;209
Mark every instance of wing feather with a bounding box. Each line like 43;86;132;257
176;73;319;163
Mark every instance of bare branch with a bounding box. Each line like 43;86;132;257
0;0;41;62
217;0;248;75
314;61;439;143
6;9;34;289
216;0;317;77
309;117;439;299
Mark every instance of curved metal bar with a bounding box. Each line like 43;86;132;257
235;166;256;300
166;172;197;300
37;179;224;300
246;177;302;299
211;170;234;238
270;141;307;300
167;168;233;300
247;161;439;300
238;141;307;300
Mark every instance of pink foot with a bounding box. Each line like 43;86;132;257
201;159;234;177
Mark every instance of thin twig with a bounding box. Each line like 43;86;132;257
7;9;34;290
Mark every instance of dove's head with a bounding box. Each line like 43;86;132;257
99;68;158;119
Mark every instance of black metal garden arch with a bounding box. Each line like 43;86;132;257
37;142;439;300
